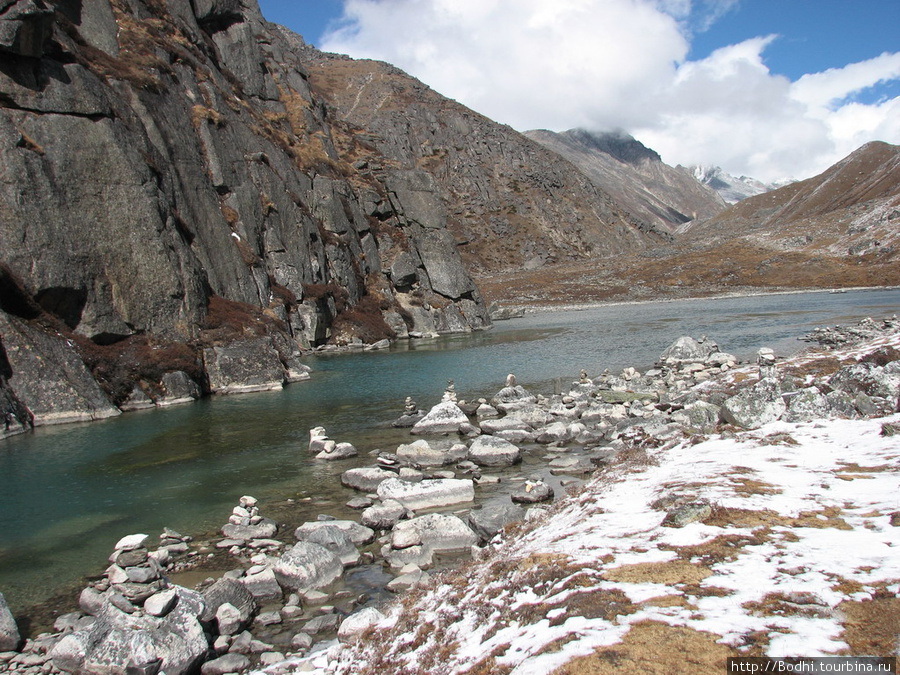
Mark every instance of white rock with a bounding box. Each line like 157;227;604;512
338;607;386;643
114;534;149;551
376;478;474;511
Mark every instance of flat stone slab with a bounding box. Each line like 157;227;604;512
376;477;474;511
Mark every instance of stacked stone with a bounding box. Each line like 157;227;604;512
219;496;280;556
98;534;176;617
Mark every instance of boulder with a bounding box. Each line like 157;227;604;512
830;362;900;401
200;653;251;675
239;567;282;602
204;338;286;394
467;502;526;541
272;542;343;592
221;518;277;541
783;387;831;423
294;520;375;547
361;499;408;530
396;439;467;467
491;385;536;411
337;607;385;643
511;480;554;504
381;543;434;570
505;404;554;428
341;467;397;492
50;586;207;675
410;400;469;435
0;0;54;58
376;477;475;511
0;592;19;651
296;525;360;567
478;417;532;434
200;578;257;626
467;435;522;467
316;441;358;461
720;378;786;429
659;336;718;364
671;401;721;433
534;421;573;444
391;513;478;552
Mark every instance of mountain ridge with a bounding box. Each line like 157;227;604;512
524;128;726;234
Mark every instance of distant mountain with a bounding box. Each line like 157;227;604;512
525;129;726;234
686;141;900;257
687;165;789;204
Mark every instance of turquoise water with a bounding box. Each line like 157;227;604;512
1;288;898;614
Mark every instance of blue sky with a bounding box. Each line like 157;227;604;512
257;0;900;181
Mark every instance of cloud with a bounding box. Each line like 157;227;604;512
321;0;900;182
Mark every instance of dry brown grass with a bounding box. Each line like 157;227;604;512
602;560;712;586
552;621;734;675
838;591;900;655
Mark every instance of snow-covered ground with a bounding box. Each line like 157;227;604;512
265;333;900;675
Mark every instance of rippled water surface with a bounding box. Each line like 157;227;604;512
2;289;898;613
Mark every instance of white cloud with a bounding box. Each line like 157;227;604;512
321;0;900;182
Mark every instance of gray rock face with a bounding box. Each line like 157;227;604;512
273;542;343;592
50;586;207;675
467;502;526;541
467;435;523;467
721;378;786;429
410;400;469;435
341;467;397;492
0;0;491;424
390;513;477;553
397;439;467;467
294;520;375;546
376;477;475;511
295;525;360;567
658;336;719;365
200;578;257;626
0;591;20;651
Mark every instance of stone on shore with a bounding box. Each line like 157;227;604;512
467;502;526;541
240;567;283;602
50;586;207;675
273;542;343;592
511;480;554;504
390;514;478;553
338;607;386;643
721;378;786;429
221;520;278;541
467;435;522;466
341;467;397;492
490;384;536;412
658;336;719;365
396;439;467;467
376;477;475;511
294;520;375;547
200;653;250;675
200;578;257;627
296;525;361;567
0;592;19;652
411;400;469;435
361;500;409;530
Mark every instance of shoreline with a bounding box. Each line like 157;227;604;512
496;284;900;316
3;316;887;675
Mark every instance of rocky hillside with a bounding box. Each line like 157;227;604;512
685;141;900;256
481;142;900;308
0;0;502;434
296;52;671;275
526;128;726;233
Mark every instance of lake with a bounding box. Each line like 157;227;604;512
1;288;898;615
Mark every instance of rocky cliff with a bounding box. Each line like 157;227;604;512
525;128;727;233
297;52;670;275
0;0;495;434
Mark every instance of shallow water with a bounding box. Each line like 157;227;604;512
1;288;898;614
